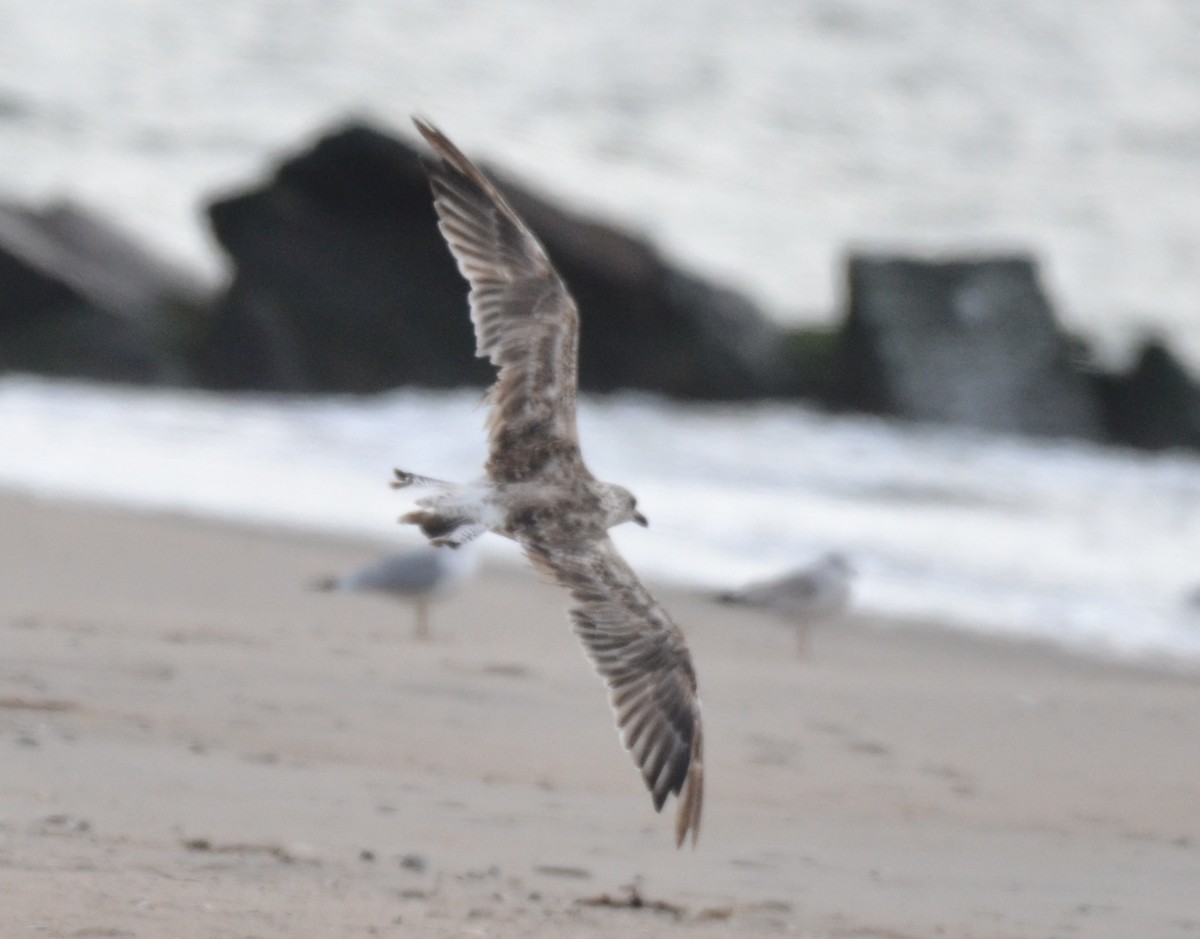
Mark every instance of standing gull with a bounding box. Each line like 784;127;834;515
391;118;703;847
717;552;854;657
312;545;478;641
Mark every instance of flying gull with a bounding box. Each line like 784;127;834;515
311;544;478;640
391;117;703;847
716;552;854;657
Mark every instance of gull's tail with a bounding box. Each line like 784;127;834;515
395;473;488;550
391;469;452;489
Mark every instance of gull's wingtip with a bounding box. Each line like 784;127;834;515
673;726;704;849
411;114;451;152
410;116;480;183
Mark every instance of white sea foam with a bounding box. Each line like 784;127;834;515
3;376;1198;666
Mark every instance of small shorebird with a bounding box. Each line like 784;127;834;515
391;118;703;847
312;544;478;640
716;552;854;657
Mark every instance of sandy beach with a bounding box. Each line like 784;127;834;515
2;489;1197;938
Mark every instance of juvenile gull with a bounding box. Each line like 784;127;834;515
392;118;703;847
716;552;854;657
312;545;478;640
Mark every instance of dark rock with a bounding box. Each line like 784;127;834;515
501;184;791;398
197;280;309;391
779;325;843;401
838;253;1104;438
201;121;789;397
202;124;479;392
0;199;211;384
1093;339;1200;450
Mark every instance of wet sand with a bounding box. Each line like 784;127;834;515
2;490;1197;937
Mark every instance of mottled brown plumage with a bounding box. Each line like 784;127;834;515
415;119;581;487
395;117;704;847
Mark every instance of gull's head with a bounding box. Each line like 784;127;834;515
601;484;648;529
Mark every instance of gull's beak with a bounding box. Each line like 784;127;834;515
633;511;649;528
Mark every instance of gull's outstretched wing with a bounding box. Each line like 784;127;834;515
523;536;704;848
414;118;582;485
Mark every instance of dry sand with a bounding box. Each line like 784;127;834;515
2;490;1198;938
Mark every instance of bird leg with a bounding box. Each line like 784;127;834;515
414;600;430;641
795;622;812;659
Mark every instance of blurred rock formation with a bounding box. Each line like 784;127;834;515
1;120;1197;453
837;253;1104;440
0;199;210;384
200;122;791;398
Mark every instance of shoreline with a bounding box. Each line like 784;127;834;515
7;484;1196;680
3;490;1198;937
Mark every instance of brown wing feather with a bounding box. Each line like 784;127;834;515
523;537;704;848
414;118;582;484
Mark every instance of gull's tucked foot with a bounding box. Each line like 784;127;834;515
430;523;487;550
401;510;486;549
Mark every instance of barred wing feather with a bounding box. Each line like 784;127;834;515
523;537;704;847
